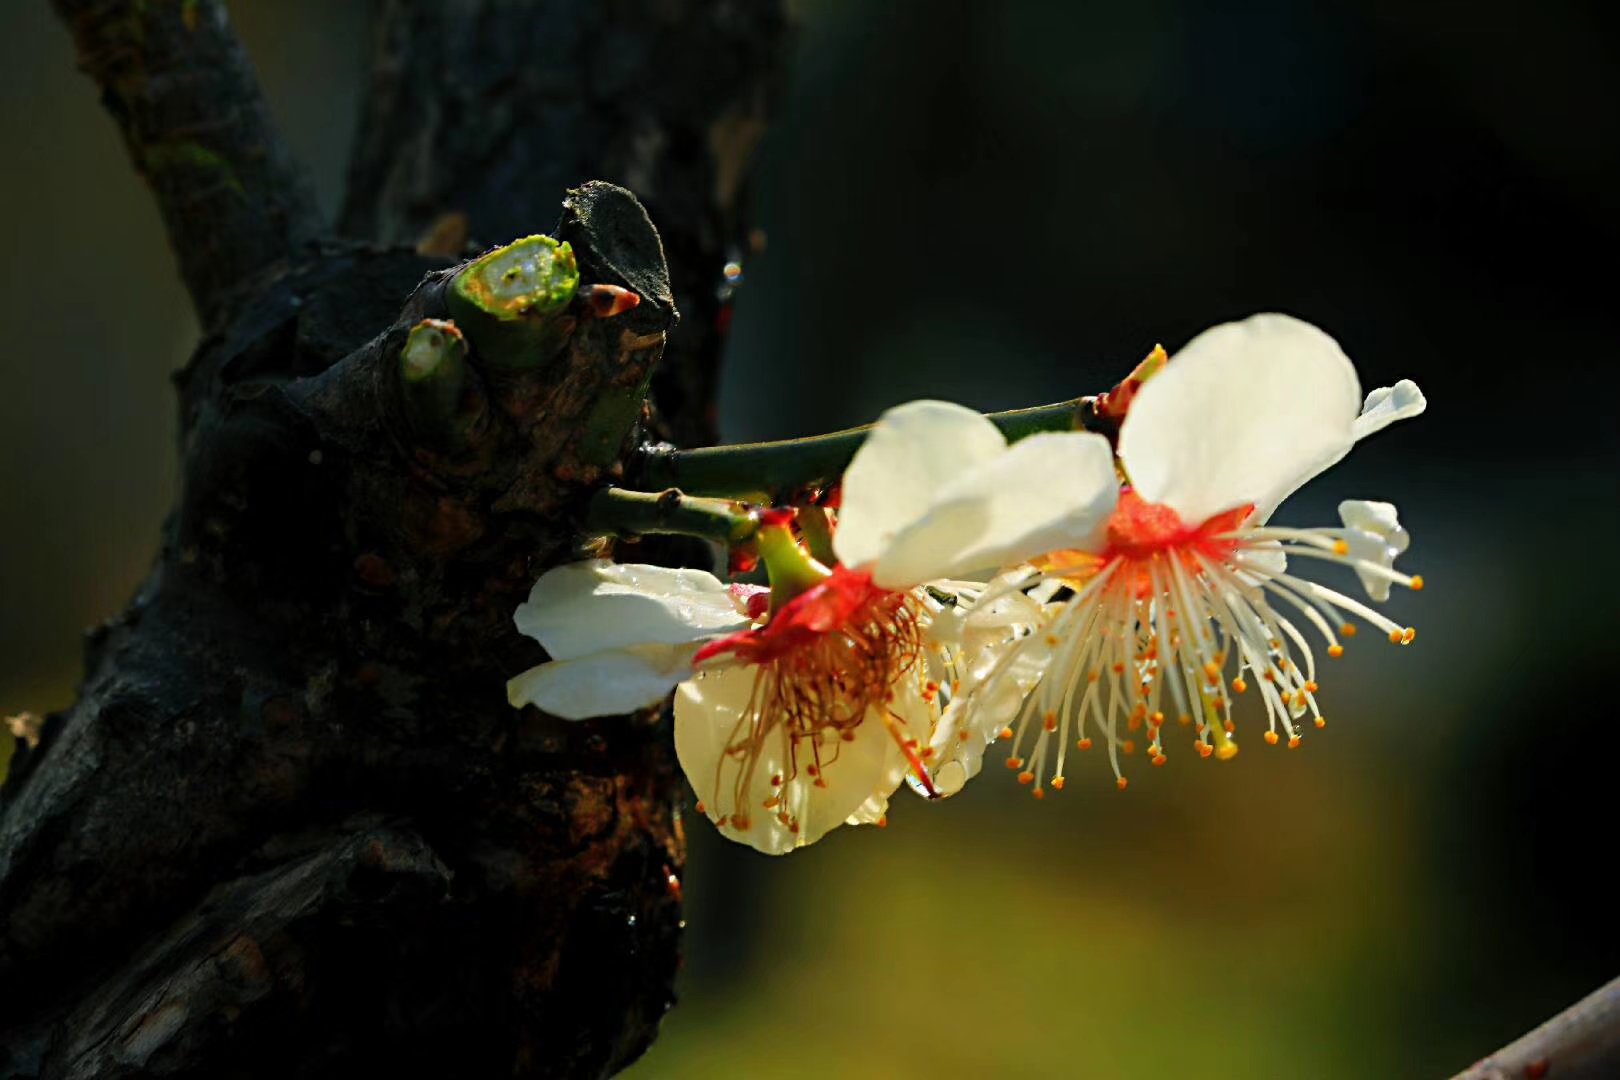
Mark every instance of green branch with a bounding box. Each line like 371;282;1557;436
634;396;1108;499
586;487;761;545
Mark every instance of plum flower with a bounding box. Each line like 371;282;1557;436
927;313;1427;794
505;415;1096;852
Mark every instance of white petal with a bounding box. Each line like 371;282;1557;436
506;642;701;719
675;663;902;855
1120;314;1362;525
871;432;1119;588
513;559;747;661
834;401;1009;571
852;679;938;822
1338;499;1410;602
1353;380;1427;441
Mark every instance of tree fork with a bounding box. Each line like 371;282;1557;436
2;2;793;1077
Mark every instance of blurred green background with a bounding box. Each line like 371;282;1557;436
3;2;1617;1077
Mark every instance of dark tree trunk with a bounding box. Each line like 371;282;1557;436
0;3;790;1077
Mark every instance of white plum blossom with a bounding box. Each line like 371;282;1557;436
918;313;1427;794
505;407;1102;852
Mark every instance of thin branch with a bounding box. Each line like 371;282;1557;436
633;396;1109;499
1450;975;1620;1080
53;0;321;331
587;487;760;546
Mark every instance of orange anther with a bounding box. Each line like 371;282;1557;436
1287;735;1301;749
1264;730;1280;745
1388;628;1403;644
1017;770;1035;784
1328;644;1345;658
694;801;706;815
1314;716;1326;728
1152;753;1167;766
1223;720;1236;733
1116;776;1129;791
1045;634;1059;646
1128;715;1142;732
999;726;1014;740
1122;740;1136;754
1409;575;1425;591
1051;776;1065;790
1032;787;1045;800
958;730;971;741
1005;756;1025;769
875;815;888;828
1303;680;1318;693
1402;627;1416;644
1043;711;1058;732
1232;677;1248;693
1178;714;1193;726
1341;623;1357;637
1150;711;1165;727
1196;742;1213;758
1077;737;1093;750
1332;539;1350;555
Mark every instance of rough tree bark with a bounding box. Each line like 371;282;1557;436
1;2;789;1077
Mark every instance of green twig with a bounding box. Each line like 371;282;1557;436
635;396;1107;499
586;487;760;546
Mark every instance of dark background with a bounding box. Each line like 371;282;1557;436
3;2;1617;1077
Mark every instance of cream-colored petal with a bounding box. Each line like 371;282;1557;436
1120;314;1361;525
1338;499;1410;602
834;400;1009;571
513;559;747;661
1352;379;1427;441
849;677;938;823
505;641;701;719
675;664;903;855
871;432;1119;588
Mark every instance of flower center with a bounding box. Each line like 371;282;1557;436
957;494;1420;797
697;567;933;837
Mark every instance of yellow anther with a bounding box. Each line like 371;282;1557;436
1264;730;1280;745
1332;539;1350;555
1402;627;1416;644
1051;776;1065;790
